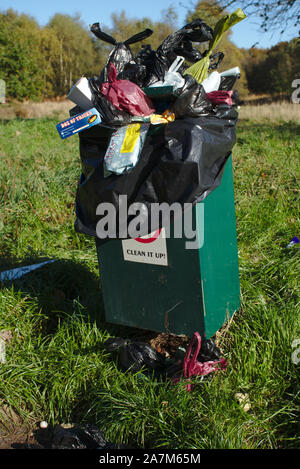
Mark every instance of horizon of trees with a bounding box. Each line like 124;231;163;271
0;3;299;102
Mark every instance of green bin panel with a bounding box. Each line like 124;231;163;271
96;155;240;338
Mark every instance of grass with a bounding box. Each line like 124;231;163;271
0;113;299;449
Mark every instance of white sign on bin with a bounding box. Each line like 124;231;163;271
122;228;168;266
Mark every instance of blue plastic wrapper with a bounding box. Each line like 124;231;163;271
286;236;299;248
104;122;150;176
56;108;101;139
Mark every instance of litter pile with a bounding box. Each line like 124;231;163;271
15;423;122;449
104;331;227;391
56;8;246;239
50;424;119;449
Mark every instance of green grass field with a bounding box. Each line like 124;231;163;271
0;115;299;449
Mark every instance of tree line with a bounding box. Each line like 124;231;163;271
0;4;299;101
242;40;300;96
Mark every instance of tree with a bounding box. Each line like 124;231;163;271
240;47;268;94
0;7;179;101
186;0;224;27
39;26;61;97
103;7;177;55
47;14;98;96
218;0;300;33
0;9;46;100
244;38;300;95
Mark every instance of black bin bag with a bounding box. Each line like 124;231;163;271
74;105;238;239
90;23;153;83
132;19;214;87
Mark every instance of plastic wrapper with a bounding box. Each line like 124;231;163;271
197;338;222;362
100;63;155;117
219;66;240;91
104;337;165;373
89;76;132;126
90;23;153;82
206;90;233;106
74;104;238;239
286;236;299;248
219;74;240;91
201;71;221;93
181;332;227;391
104;122;150;176
149;56;185;91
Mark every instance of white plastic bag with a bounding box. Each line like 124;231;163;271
67;77;94;110
201;71;221;93
149;56;185;91
201;67;241;93
220;66;240;78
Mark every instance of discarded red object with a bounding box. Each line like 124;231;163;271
182;331;227;391
206;90;233;106
100;64;155;116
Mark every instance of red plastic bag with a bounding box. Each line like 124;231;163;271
100;64;155;117
182;332;227;391
206;90;233;106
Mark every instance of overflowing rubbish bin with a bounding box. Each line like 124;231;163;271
95;155;240;338
57;9;245;338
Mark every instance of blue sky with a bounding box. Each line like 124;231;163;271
1;0;298;49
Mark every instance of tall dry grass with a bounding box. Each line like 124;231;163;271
238;102;300;123
1;99;299;123
0;100;73;120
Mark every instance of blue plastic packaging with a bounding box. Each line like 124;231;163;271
56;108;101;140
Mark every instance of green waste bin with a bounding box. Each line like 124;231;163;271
96;155;240;338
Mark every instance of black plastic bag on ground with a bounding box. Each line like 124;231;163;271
51;424;118;449
163;337;221;379
104;337;165;373
74;105;238;239
197;338;221;362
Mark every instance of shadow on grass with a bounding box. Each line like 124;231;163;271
0;255;158;448
0;254;153;341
